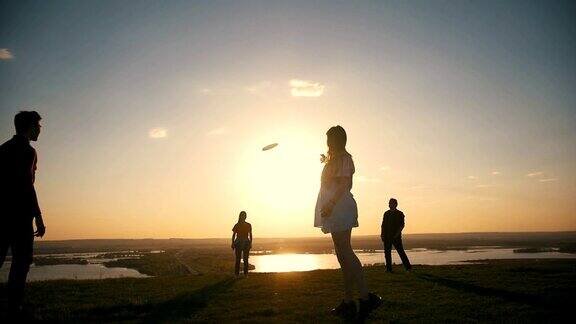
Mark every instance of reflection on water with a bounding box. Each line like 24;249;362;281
249;254;323;273
250;248;576;273
2;248;574;280
0;263;149;282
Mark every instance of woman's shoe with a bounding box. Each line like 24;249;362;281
330;300;357;319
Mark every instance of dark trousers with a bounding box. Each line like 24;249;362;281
0;224;34;306
383;236;411;272
234;241;250;276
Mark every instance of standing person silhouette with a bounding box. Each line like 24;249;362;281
231;211;252;277
0;111;46;315
314;126;382;320
381;198;412;273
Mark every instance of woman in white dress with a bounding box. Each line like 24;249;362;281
315;126;382;320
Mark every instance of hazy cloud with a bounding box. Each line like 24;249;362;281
356;175;381;183
198;88;213;95
149;127;167;139
491;171;501;175
198;88;231;96
245;81;273;95
0;48;14;60
289;79;325;97
475;184;496;188
467;196;498;201
380;165;391;172
467;176;478;180
526;171;544;177
538;178;557;183
406;185;429;191
197;86;239;96
196;81;281;96
206;127;226;136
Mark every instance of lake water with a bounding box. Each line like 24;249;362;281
249;248;576;273
1;248;574;281
0;251;151;282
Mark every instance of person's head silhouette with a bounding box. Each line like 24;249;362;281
238;211;247;223
15;111;42;141
389;198;398;210
326;125;347;154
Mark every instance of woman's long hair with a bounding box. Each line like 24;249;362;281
325;125;347;162
237;211;247;223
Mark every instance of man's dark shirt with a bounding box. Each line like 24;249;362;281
0;135;41;226
381;209;405;241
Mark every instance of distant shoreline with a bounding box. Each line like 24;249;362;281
26;231;576;256
35;230;576;243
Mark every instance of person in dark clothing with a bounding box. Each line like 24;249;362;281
231;211;252;277
0;111;46;313
381;198;411;272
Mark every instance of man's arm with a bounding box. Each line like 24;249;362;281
30;151;44;237
19;148;44;237
231;232;236;249
34;214;46;237
31;178;45;237
381;212;387;240
394;212;405;239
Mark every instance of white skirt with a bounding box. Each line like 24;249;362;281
314;188;359;234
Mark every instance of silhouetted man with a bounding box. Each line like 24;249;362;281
381;198;411;272
0;111;46;313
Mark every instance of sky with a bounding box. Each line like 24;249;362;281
1;0;575;240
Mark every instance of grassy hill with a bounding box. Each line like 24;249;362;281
1;259;574;322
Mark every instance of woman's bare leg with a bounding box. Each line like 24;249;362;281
332;229;369;299
332;236;355;301
242;247;250;276
234;247;242;276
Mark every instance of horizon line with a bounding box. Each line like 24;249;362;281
38;230;576;242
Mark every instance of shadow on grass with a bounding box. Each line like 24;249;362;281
414;273;559;309
79;277;236;322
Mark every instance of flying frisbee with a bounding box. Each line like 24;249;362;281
262;143;278;151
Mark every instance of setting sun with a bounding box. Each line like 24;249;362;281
235;130;322;225
0;0;573;241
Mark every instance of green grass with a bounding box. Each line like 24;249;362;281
1;259;575;323
103;250;190;276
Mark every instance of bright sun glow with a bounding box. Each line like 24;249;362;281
236;130;323;217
